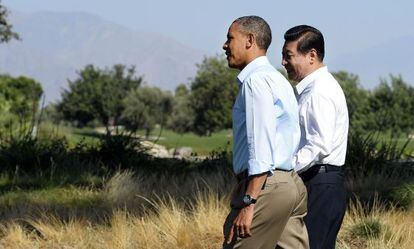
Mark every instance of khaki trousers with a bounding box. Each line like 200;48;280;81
223;171;309;249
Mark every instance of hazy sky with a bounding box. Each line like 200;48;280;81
4;0;414;70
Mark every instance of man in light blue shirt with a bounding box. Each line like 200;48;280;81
222;16;309;249
232;56;301;176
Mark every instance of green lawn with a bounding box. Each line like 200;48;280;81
0;186;103;208
37;122;414;157
136;127;233;155
38;123;232;155
374;132;414;156
38;122;100;147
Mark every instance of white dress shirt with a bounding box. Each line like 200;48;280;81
232;56;300;176
294;66;349;173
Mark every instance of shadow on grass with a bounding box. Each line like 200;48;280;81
0;166;235;228
72;130;106;139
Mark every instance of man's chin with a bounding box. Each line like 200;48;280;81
227;61;237;69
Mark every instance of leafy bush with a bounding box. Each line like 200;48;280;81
0;129;149;181
0;134;68;177
0;124;234;190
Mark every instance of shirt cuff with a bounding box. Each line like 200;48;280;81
247;159;273;176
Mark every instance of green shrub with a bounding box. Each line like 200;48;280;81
0;129;151;181
388;182;414;210
0;134;68;177
345;131;412;179
344;131;414;207
350;218;384;239
0;123;235;190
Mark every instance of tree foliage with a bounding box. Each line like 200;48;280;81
369;75;414;133
334;71;374;133
0;1;19;43
189;56;239;135
58;64;142;127
0;75;43;128
167;84;194;134
52;59;414;137
335;72;414;134
122;86;172;137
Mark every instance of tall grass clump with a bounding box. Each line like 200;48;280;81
350;218;384;239
345;131;412;178
0;192;230;249
1;187;413;249
337;199;414;249
388;182;414;210
0;166;234;248
345;131;414;207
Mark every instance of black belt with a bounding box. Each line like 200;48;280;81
299;164;342;183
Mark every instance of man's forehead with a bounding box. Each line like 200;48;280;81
228;24;242;36
283;41;297;51
229;23;239;32
230;22;239;28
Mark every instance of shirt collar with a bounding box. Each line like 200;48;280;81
237;56;270;85
295;66;328;95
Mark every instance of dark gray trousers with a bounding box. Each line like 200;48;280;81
300;167;346;249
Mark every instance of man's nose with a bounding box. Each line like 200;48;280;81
222;42;227;50
281;58;287;66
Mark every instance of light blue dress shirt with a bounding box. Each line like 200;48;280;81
232;56;300;176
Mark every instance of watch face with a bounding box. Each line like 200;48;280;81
243;195;251;204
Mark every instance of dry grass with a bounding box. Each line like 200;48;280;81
0;193;229;249
337;199;414;249
0;171;413;249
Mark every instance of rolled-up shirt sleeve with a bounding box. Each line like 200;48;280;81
243;76;276;176
294;94;336;172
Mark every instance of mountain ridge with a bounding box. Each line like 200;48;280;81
0;10;206;102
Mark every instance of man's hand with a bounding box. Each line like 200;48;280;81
224;172;267;244
226;204;255;244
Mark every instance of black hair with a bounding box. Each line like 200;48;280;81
284;25;325;61
234;16;272;50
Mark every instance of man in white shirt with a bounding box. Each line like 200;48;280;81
222;16;309;249
282;25;349;249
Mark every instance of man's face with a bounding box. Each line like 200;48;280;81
223;23;249;70
282;40;311;82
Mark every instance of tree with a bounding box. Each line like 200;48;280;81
122;86;172;137
0;1;19;43
189;56;239;135
0;75;43;128
333;71;374;133
370;75;414;134
58;64;142;127
167;84;194;134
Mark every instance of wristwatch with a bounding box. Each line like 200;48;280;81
242;194;257;206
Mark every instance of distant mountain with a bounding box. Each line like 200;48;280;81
329;36;414;89
1;11;412;102
0;11;206;102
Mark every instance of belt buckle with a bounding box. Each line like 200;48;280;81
318;165;327;173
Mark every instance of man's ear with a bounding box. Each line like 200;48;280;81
308;48;319;64
246;33;255;49
308;49;319;64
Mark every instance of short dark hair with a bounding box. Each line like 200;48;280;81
284;25;325;61
233;16;272;50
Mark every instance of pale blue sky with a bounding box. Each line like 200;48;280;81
4;0;414;82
